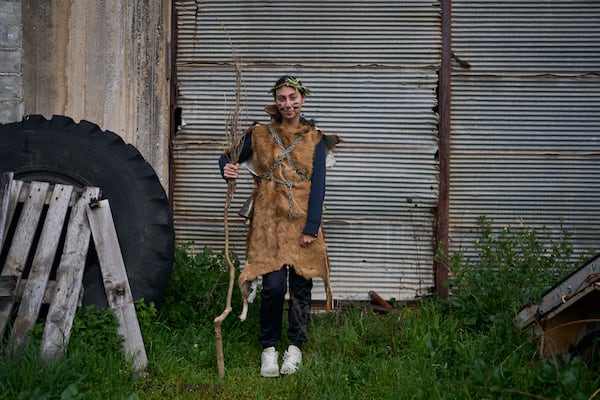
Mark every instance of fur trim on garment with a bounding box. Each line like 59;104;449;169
238;121;333;311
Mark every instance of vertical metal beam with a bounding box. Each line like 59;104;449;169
435;0;452;299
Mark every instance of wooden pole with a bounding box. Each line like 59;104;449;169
435;0;452;300
214;182;236;379
214;48;244;379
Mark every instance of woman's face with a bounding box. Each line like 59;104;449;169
275;86;305;122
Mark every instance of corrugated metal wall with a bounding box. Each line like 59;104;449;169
450;1;600;260
173;0;441;301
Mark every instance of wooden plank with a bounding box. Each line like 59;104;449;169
14;279;57;304
87;199;148;374
3;179;24;246
538;254;600;315
0;172;13;249
0;276;17;299
0;181;50;339
17;181;88;208
39;186;99;363
517;253;600;329
11;184;73;352
1;181;51;274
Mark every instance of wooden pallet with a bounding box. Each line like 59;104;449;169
0;173;147;373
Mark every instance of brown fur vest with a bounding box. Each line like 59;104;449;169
238;121;332;310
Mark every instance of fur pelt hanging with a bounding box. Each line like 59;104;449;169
238;120;333;311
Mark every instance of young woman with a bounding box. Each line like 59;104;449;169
219;75;332;377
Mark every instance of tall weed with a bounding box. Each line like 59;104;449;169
442;216;600;398
3;223;600;399
0;307;135;400
159;244;243;329
448;216;580;329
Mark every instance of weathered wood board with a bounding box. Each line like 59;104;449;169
0;181;51;339
0;276;17;300
39;186;99;362
87;199;148;374
0;172;13;249
3;179;24;246
11;184;73;352
0;178;148;374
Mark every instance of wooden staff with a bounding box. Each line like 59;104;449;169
214;49;245;380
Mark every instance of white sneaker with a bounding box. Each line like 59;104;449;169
280;345;302;375
260;347;280;377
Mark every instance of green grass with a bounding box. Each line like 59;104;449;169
1;219;600;399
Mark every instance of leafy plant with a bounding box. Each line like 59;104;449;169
69;306;123;355
158;244;242;329
447;216;580;329
3;226;600;399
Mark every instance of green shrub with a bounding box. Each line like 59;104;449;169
448;216;580;329
0;306;135;400
441;216;600;399
4;224;600;399
158;244;242;329
69;306;123;356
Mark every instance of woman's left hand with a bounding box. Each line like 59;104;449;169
300;234;316;247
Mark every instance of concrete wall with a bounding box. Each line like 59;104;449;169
19;0;172;189
0;0;23;123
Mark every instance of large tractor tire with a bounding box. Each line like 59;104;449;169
0;114;174;307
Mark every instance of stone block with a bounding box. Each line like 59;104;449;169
0;74;21;98
0;100;23;124
0;1;21;25
0;23;21;47
0;49;20;73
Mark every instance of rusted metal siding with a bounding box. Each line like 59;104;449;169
450;1;600;260
174;0;441;301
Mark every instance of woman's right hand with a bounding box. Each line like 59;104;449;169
223;162;240;179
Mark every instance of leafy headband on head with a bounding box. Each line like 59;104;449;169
269;77;312;96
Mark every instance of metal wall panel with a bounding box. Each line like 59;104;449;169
174;0;441;301
451;1;600;261
176;1;441;66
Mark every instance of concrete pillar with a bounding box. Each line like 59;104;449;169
0;0;23;123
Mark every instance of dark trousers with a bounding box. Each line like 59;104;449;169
259;265;313;349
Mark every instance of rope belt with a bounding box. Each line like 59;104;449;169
261;125;308;220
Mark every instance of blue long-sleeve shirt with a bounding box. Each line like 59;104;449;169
219;131;327;237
